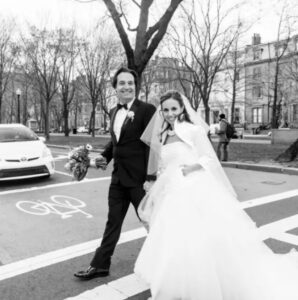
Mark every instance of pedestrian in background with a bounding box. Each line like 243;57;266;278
216;113;230;161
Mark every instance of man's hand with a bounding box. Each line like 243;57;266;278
94;155;107;170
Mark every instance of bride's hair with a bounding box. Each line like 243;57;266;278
159;90;193;141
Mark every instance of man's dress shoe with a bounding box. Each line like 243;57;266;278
74;266;109;280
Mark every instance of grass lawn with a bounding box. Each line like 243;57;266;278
45;134;298;168
213;141;298;168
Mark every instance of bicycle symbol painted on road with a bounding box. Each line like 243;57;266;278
16;195;93;219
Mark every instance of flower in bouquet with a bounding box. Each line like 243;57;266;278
64;144;93;181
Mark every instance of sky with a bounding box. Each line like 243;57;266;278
0;0;105;31
0;0;296;45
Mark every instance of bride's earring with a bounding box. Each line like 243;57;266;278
178;112;185;122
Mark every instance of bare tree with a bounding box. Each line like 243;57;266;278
57;28;79;136
169;0;242;124
78;32;120;136
76;0;183;93
0;17;19;123
269;3;293;129
22;26;62;140
215;33;246;126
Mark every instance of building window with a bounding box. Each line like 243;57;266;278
234;108;240;123
253;67;261;80
253;49;262;60
252;86;262;98
275;44;286;57
235;71;240;81
252;107;263;123
212;110;219;123
291;104;298;122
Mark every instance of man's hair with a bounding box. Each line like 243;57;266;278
219;113;225;119
112;67;138;89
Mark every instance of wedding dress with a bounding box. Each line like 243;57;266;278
134;137;298;300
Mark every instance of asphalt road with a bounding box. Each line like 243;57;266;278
0;147;298;300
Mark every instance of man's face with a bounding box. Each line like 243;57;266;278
115;72;136;104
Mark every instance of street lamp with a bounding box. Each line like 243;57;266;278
16;88;21;123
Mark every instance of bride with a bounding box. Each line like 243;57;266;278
134;90;298;300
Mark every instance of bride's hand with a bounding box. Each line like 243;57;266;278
143;180;154;192
181;164;203;176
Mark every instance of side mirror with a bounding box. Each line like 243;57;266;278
39;136;46;142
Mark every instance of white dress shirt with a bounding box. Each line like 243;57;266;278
113;99;134;141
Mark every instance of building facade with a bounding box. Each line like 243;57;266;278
244;33;298;128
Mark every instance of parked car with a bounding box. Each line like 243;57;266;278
0;124;55;180
77;126;88;133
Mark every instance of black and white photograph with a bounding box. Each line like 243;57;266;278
1;0;298;299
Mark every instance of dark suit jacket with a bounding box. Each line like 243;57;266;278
101;99;156;187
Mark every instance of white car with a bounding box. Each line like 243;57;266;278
0;124;55;180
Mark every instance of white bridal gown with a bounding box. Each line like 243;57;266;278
134;141;298;300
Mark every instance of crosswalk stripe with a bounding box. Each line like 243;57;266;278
65;274;149;300
240;189;298;209
0;227;147;282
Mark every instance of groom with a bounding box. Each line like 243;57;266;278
74;67;156;280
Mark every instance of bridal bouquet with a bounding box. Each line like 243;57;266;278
64;144;93;181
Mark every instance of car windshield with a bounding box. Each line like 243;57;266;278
0;127;39;142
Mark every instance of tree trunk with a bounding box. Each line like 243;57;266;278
230;66;237;126
45;100;50;141
275;138;298;162
64;105;69;137
204;104;210;125
0;98;2;123
271;63;279;129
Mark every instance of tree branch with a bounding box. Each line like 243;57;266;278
141;0;183;71
119;1;138;31
102;0;134;65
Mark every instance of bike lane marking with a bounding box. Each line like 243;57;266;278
0;227;147;282
16;195;93;219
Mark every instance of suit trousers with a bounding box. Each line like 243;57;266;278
90;181;145;269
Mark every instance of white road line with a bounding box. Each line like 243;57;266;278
65;274;149;300
257;214;298;244
66;200;298;300
240;189;298;209
0;177;111;196
54;155;68;161
0;227;147;282
54;170;73;177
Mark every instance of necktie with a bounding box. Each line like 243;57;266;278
117;103;128;110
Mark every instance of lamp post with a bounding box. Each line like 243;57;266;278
16;88;21;123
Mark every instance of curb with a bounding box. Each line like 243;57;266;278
222;161;298;176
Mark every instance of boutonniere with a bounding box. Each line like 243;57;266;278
127;111;135;122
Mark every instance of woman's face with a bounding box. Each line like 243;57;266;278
161;98;184;126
